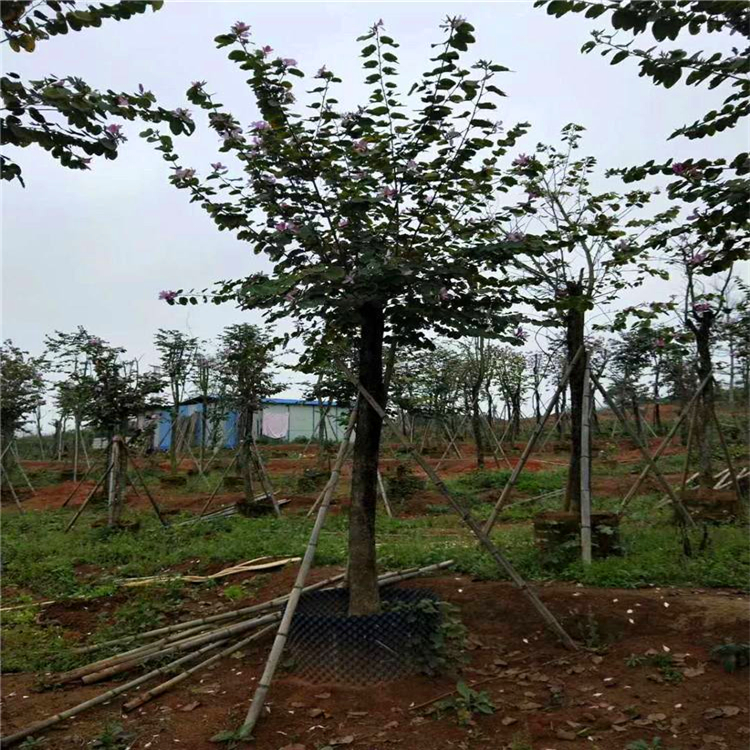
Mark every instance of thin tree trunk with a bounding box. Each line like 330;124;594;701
653;361;662;433
348;301;384;616
471;385;485;469
691;314;715;488
564;286;586;513
238;409;255;506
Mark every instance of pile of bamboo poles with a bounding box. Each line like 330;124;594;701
0;560;453;748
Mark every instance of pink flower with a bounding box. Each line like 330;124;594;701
159;290;178;302
261;45;273;57
223;127;244;144
116;96;128;106
105;123;123;138
251;120;271;131
281;58;298;68
506;231;525;242
338;218;350;228
87;337;103;346
284;288;299;302
316;65;328;78
211;162;227;173
515;327;528;341
693;302;711;313
172;108;193;123
381;186;397;200
173;167;195;180
191;81;206;90
405;159;418;173
689;252;707;266
231;21;251;42
353;139;369;154
672;162;687;175
276;221;299;233
438;287;450;301
371;18;385;32
655;338;666;348
512;153;531;167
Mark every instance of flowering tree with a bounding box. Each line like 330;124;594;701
145;17;527;614
154;329;198;475
535;0;749;269
216;324;278;507
0;340;46;471
499;124;668;512
191;345;230;470
1;0;192;185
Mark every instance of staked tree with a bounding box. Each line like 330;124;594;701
145;17;527;614
154;329;198;475
216;324;278;507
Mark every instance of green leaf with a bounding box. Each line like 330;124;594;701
610;50;629;65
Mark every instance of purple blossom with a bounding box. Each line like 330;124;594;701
526;190;540;201
445;129;460;141
353;139;369;154
344;274;355;284
687;208;701;222
316;65;328;78
405;159;418;173
251;120;271;131
338;218;350;228
191;81;207;90
231;21;251;42
616;239;630;251
512;153;531;167
515;327;528;342
138;83;146;95
105;123;123;138
672;162;687;175
693;302;711;313
87;337;103;346
173;167;196;180
211;162;227;173
261;45;273;57
381;186;397;200
449;15;468;29
263;174;277;184
281;57;298;68
438;287;450;301
276;221;300;234
116;96;129;106
80;157;92;170
506;231;525;242
284;288;299;302
159;290;178;302
223;127;244;144
689;252;708;266
655;338;666;348
371;18;385;32
172;108;193;123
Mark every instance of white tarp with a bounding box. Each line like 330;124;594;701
262;411;289;440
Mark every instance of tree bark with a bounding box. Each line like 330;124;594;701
564;285;587;513
348;302;385;616
471;384;485;469
690;313;715;488
237;408;256;506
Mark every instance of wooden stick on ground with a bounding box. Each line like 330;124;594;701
0;641;224;748
483;346;584;535
336;360;578;653
241;404;359;738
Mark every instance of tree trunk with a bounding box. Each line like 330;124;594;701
692;314;715;488
238;408;255;506
169;406;179;476
471;384;485;469
653;361;663;433
348;302;385;616
107;435;127;527
564;286;586;513
631;391;643;442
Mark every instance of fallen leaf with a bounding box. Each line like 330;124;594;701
291;702;306;708
722;706;740;717
647;713;667;722
556;729;577;741
683;665;705;678
705;708;725;720
330;737;354;746
179;701;200;712
383;721;398;730
591;655;604;665
308;708;326;718
702;735;726;745
315;692;331;699
518;702;542;711
501;716;518;727
347;711;368;718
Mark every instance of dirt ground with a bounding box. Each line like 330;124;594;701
2;569;748;750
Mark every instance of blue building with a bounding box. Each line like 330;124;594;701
152;397;350;450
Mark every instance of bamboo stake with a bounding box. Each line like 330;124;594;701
336;362;578;652
483;346;585;535
480;413;512;469
249;432;280;517
618;374;710;515
64;459;115;532
711;408;744;504
435;415;468;471
122;442;168;528
377;470;394;518
2;472;24;513
11;442;35;494
123;623;277;712
591;374;694;528
580;353;592;566
197;450;241;518
241;405;359;737
679;408;698;497
0;641;224;748
61;452;105;508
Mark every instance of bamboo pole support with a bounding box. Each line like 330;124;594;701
377;470;393;517
197;449;241;519
64;459;116;532
435;415;468;471
580;352;592;566
61;453;105;508
590;374;694;528
249;432;280;517
483;346;585;534
336;361;578;652
480;413;512;469
2;472;24;513
241;405;359;737
122;442;168;528
618;374;710;515
711;407;744;504
123;623;277;712
11;442;35;494
0;641;224;748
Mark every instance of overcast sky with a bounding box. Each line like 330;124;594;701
2;1;745;423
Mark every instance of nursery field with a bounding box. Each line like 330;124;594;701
2;437;748;750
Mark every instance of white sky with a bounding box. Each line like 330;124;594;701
2;1;746;427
